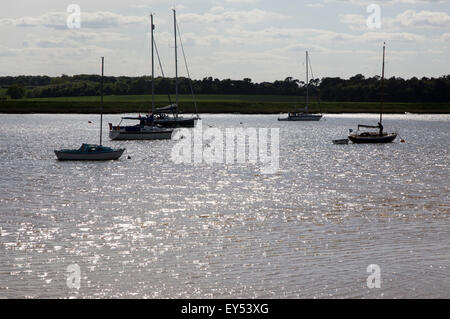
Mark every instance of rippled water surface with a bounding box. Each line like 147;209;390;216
0;113;449;298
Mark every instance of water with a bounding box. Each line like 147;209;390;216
0;113;448;298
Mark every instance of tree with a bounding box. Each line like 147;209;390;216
7;84;25;99
0;74;449;101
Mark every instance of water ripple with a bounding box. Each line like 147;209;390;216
0;113;449;298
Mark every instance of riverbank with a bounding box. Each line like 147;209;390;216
1;94;449;114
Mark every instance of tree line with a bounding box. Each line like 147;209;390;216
1;74;449;102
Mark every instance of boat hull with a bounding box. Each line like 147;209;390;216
332;139;349;145
55;149;125;161
154;117;197;128
278;114;322;121
109;130;172;140
348;134;397;143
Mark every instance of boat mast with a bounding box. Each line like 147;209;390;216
150;13;155;115
305;51;309;113
100;56;103;146
173;8;178;118
380;42;385;124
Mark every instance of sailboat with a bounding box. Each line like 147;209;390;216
152;9;199;128
348;43;397;143
278;51;322;121
55;57;125;160
108;14;173;140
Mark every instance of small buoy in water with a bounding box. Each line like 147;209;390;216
400;139;405;143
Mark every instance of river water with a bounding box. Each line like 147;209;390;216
0;113;448;298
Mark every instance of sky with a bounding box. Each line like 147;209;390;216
0;0;449;82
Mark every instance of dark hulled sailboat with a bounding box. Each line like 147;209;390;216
108;14;173;140
152;9;199;128
348;43;397;143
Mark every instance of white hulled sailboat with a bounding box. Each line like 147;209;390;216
109;14;173;140
278;51;322;121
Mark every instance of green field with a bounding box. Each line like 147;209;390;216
1;94;449;114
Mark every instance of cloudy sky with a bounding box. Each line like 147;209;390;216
1;0;449;82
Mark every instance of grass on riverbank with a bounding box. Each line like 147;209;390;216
1;94;449;114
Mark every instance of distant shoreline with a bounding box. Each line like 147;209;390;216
1;95;449;114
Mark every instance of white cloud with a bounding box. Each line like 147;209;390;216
225;0;260;3
0;45;19;56
0;1;448;80
359;31;425;42
395;10;450;28
329;0;446;5
65;31;128;42
340;9;450;31
179;7;286;25
0;11;147;29
339;14;367;30
306;3;325;8
214;26;424;45
27;31;128;49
